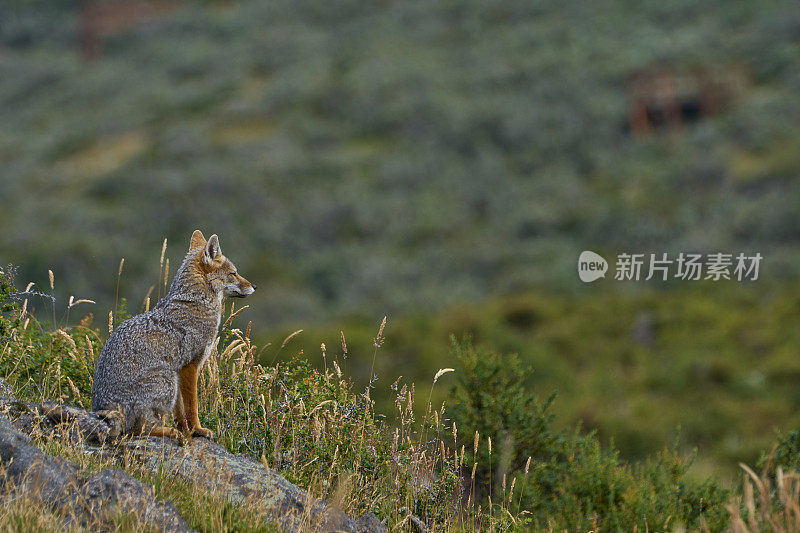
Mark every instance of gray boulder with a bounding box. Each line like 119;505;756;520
0;413;191;532
0;397;386;532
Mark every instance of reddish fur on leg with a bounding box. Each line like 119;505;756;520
179;363;213;439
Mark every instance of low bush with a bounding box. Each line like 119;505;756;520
448;337;730;530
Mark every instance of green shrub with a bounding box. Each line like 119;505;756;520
449;336;557;499
0;266;20;343
0;265;101;408
760;429;800;473
448;337;730;531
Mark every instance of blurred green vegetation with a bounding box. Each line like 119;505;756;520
0;271;741;530
447;338;730;530
288;282;800;480
0;0;798;325
1;0;799;500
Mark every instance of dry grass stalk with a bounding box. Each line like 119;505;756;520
163;258;169;293
729;459;800;532
68;296;95;308
373;316;387;348
281;329;303;349
433;368;454;383
159;238;167;268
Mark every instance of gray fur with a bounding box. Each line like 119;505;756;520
92;234;253;435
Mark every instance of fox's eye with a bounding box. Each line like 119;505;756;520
229;271;237;277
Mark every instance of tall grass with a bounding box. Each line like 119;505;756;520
0;416;280;532
0;261;530;530
196;309;474;528
3;259;800;531
729;458;800;532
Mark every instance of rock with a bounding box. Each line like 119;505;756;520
0;398;58;437
0;401;389;533
40;402;121;442
79;469;190;532
0;398;120;444
0;413;80;506
0;412;192;532
407;513;426;533
116;436;378;532
355;511;386;533
0;378;13;399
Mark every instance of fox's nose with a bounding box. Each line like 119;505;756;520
252;284;257;290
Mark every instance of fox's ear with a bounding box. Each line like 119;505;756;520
203;234;221;264
190;230;206;250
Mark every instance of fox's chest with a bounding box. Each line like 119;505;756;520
184;310;220;369
196;314;220;368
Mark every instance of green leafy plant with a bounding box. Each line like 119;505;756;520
448;337;730;530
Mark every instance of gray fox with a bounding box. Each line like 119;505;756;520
92;230;256;439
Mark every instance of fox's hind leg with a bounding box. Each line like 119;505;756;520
92;408;124;439
132;411;181;440
144;425;182;439
131;372;183;440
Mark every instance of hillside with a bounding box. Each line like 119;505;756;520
2;1;800;524
4;268;800;532
291;282;800;480
1;0;798;325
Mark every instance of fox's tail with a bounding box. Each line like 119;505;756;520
40;403;123;441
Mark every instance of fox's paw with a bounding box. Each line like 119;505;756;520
178;430;193;445
191;426;213;439
145;426;182;440
166;428;183;440
175;418;189;433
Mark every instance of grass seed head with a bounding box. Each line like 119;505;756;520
281;329;303;348
160;238;167;268
433;368;454;383
373;316;387;348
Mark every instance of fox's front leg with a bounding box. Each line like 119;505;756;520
178;362;213;439
173;390;189;433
